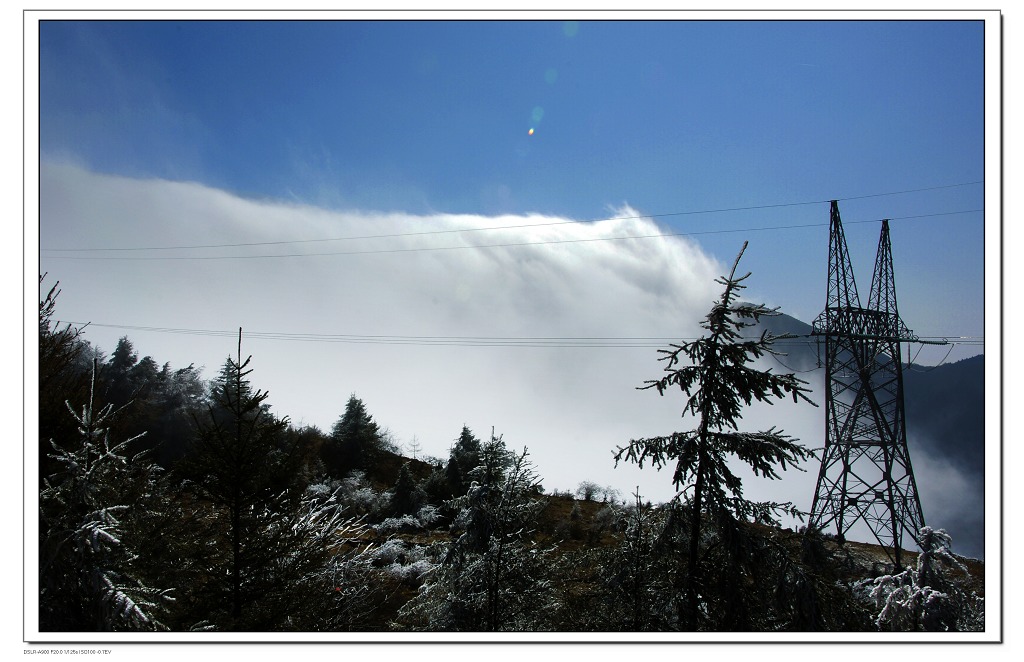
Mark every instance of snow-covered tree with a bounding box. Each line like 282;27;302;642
398;438;552;631
281;488;379;631
614;242;817;629
39;361;172;631
575;480;601;501
858;526;984;631
599;491;677;630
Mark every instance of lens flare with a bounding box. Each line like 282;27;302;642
528;128;535;136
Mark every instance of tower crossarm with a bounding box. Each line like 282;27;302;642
811;306;919;343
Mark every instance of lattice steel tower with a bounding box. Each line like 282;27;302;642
808;201;925;569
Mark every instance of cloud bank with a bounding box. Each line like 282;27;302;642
37;162;983;551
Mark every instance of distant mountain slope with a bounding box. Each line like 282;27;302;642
734;305;816;370
744;307;985;477
903;355;985;477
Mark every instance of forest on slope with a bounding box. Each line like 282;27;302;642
34;266;985;635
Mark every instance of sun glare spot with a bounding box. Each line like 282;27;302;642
528;128;535;136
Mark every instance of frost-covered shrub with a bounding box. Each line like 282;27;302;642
385;559;436;586
353;487;385;513
863;574;952;631
305;482;333;499
367;538;412;566
363;539;436;588
373;504;442;535
333;471;390;520
856;526;984;632
375;515;421;536
416;504;442;527
366;537;432;566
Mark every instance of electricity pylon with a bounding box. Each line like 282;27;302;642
808;201;925;569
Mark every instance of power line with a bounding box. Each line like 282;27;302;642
58;322;677;347
61;321;983;349
768;351;821;374
41;180;983;254
41;208;983;262
54;322;716;348
907;342;959;372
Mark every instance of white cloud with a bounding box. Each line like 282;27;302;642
33;162;878;515
911;446;985;559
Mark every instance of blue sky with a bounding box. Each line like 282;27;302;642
40;20;984;210
39;19;987;330
32;15;997;555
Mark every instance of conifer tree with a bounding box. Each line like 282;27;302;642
421;460;453;507
390;462;423;517
614;242;816;629
99;338;168;458
39;275;92;479
407;435;423;460
400;437;551;631
177;330;332;629
325;394;383;474
146;362;207;468
445;425;482;497
444;458;465;500
38;275;87;395
452;425;482;471
104;336;139;408
39;361;171;631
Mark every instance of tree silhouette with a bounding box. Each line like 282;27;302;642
390;462;423;517
614;242;816;629
446;425;482;497
177;330;323;629
325;394;383;475
38;274;92;480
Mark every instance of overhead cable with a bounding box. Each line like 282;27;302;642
59;321;983;350
41;209;984;261
41;180;983;254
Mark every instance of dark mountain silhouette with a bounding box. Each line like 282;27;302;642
903;355;985;477
746;309;984;470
